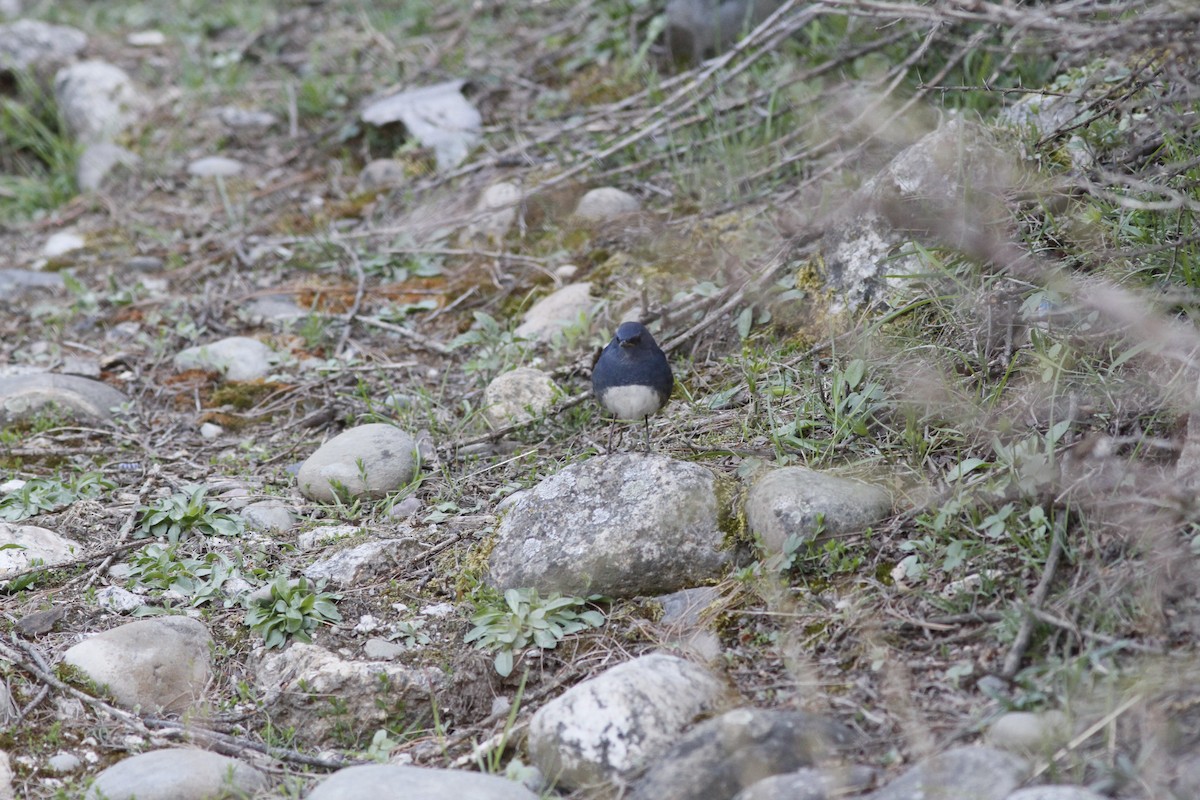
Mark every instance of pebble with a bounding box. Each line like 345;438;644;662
360;80;482;170
240;499;295;533
574;187;641;221
218;107;277;129
43;231;85;257
77;141;138;191
357;158;408;192
173;335;276;380
186;156;245;178
629;708;858;800
255;643;444;747
0;20;87;71
303;538;424;587
483;367;558;427
0;524;79;585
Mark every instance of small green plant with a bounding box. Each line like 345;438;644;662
0;472;113;521
244;575;342;649
464;588;605;677
126;543;239;608
449;311;530;380
135;484;245;543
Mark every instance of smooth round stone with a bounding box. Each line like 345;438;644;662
483;367;558;426
46;752;82;773
54;60;141;143
62;617;212;713
306;762;538;800
745;466;891;553
43;231;85;257
574;187;641;220
357;158;408;192
173;336;275;381
296;423;419;502
187;155;244;177
241;499;295;533
512;282;593;342
85;748;266;800
985;711;1071;753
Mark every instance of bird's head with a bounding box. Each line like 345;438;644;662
615;321;648;348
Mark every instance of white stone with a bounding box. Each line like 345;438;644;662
199;422;223;440
483;367;558;426
96;585;145;613
0;524;79;585
528;653;729;790
574;187;641;221
513;282;593;342
43;231;85;257
187;156;244;178
361;80;482;170
54;60;142;144
173;336;276;381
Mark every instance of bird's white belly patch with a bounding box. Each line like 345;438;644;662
599;385;662;420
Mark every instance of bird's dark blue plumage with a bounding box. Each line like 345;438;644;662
592;321;673;449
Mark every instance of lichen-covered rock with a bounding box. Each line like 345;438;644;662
255;642;443;748
528;653;731;791
745;466;890;553
488;453;739;598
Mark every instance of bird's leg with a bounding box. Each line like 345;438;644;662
643;416;651;453
606;418;616;452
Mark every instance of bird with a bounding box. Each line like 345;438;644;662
592;321;674;451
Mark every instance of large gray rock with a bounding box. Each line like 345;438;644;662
0;19;87;72
307;764;538;800
297;424;419;502
745;466;890;553
0;524;79;585
62;617;212;713
487;453;738;598
54;60;142;144
513;282;593;342
483;367;558;427
255;642;443;748
173;335;276;381
629;708;858;800
821;119;1013;311
361;80;481;170
866;746;1028;800
84;748;266;800
528;652;730;791
0;373;128;424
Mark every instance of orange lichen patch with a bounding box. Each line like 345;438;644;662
377;275;448;308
